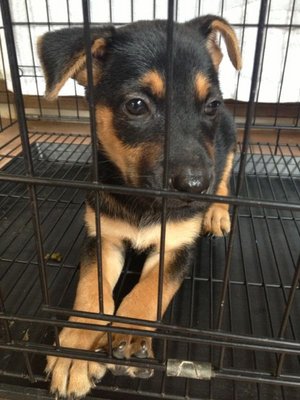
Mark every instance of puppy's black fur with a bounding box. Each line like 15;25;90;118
38;16;241;399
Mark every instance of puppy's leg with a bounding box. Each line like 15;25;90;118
46;237;124;398
109;247;191;378
203;151;234;236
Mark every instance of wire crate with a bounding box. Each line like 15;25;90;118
0;1;299;400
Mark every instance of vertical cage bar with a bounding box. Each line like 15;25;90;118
0;101;2;131
24;0;43;118
175;0;178;21
295;103;300;127
45;0;62;118
109;0;113;22
275;255;300;376
235;0;269;197
252;0;271;125
157;0;175;321
184;259;197;397
82;0;104;315
66;0;81;119
0;288;12;342
197;0;202;16
0;0;50;305
216;0;269;368
234;206;260;397
163;2;175;193
0;35;14;127
232;0;248;119
274;128;281;155
220;0;225;17
273;0;296;127
23;353;35;383
131;0;134;22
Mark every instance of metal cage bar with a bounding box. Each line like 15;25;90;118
0;0;299;398
216;0;269;336
157;0;175;322
82;0;105;316
0;0;50;306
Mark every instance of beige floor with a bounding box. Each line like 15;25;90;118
0;120;90;169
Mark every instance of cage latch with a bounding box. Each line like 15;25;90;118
167;359;215;380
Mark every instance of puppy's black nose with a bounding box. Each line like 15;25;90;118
171;168;211;194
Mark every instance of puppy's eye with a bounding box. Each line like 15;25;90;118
125;98;149;116
204;100;221;116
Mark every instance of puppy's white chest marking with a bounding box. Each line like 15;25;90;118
85;205;202;251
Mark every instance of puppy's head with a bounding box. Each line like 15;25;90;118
38;16;241;207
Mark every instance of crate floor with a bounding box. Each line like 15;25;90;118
0;137;299;400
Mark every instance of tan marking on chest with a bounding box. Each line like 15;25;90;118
85;205;202;251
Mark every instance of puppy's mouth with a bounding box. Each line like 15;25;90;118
153;184;213;210
172;179;214;198
136;176;215;210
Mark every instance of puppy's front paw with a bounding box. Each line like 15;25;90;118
202;204;231;236
107;333;154;379
46;356;106;398
45;327;107;398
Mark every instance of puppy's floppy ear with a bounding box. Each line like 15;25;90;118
37;26;115;101
187;15;242;71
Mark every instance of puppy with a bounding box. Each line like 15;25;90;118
38;15;241;398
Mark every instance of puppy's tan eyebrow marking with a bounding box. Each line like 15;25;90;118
140;70;165;97
195;72;211;100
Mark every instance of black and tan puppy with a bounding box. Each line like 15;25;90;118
38;15;241;398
